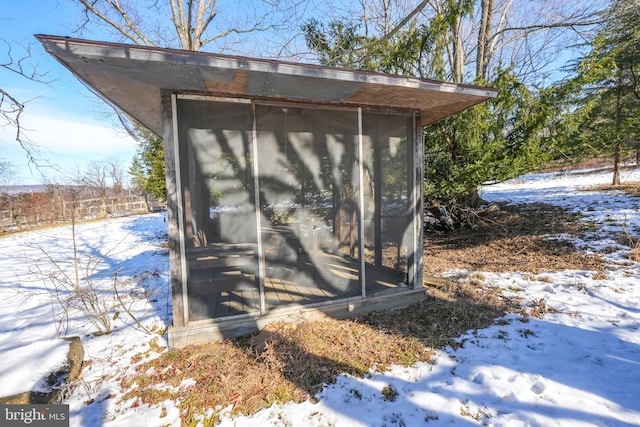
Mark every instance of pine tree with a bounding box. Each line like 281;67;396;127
563;0;640;184
128;132;167;200
302;18;566;228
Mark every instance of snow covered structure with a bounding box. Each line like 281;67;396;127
37;35;497;347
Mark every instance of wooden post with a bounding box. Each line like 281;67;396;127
357;108;366;298
373;117;383;268
411;113;424;290
162;95;186;328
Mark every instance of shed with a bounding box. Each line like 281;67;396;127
37;35;498;347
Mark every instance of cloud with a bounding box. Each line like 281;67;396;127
0;112;139;184
16;113;138;156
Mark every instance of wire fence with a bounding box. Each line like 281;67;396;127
0;187;164;233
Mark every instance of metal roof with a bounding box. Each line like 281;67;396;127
36;35;497;135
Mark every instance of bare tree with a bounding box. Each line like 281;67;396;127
1;39;53;164
83;157;125;193
331;0;608;85
68;0;315;159
72;0;305;53
358;0;416;37
83;159;106;189
69;157;126;216
83;159;111;217
0;160;17;193
29;208;157;336
106;156;125;194
31;220;117;336
472;0;607;83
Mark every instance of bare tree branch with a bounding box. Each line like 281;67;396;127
1;39;56;166
71;0;298;53
0;89;27;149
325;0;431;66
492;18;605;42
75;0;155;46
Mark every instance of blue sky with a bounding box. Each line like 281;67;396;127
1;1;588;185
1;1;138;185
0;0;331;185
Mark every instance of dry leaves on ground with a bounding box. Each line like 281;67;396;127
123;201;608;424
423;203;604;275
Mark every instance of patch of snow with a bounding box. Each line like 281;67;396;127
0;340;70;396
2;167;640;426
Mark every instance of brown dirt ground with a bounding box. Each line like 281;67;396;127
422;202;604;275
123;198;620;424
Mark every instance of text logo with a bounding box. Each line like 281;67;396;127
1;405;69;427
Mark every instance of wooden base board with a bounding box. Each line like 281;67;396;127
168;287;426;348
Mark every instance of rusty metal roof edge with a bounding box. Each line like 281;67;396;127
34;34;498;99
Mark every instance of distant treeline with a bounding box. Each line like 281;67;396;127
0;184;164;233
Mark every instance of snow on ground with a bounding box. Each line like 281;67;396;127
1;167;639;426
0;214;172;423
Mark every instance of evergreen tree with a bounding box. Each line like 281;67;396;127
424;70;564;207
560;0;640;184
128;131;166;200
303;19;566;228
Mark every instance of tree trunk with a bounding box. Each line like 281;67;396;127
460;188;487;209
613;141;621;185
452;13;464;83
476;0;494;81
613;72;623;186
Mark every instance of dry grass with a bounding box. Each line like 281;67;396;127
587;182;640;198
123;320;432;425
618;222;640;262
122;202;606;424
585;182;640;260
423;203;604;275
123;274;528;425
537;156;638;174
123;278;515;425
363;279;523;349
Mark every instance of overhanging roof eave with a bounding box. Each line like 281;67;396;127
35;35;498;134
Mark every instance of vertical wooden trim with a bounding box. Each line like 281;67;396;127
171;95;190;326
407;114;416;289
357;108;366;298
162;95;184;328
252;102;267;314
412;113;424;290
373;117;383;267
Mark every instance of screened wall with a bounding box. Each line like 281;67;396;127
174;96;418;323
